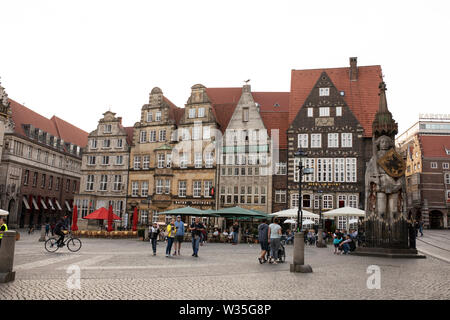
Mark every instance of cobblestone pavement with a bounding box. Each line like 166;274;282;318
416;230;450;263
1;231;449;300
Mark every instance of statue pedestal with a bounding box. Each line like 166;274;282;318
352;247;426;259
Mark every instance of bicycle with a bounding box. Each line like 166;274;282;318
45;231;82;253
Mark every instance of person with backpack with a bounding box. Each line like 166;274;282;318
149;222;160;256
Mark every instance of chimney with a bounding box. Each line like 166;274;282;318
349;57;358;81
117;117;122;125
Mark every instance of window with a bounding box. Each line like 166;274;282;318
189;108;196;118
334;158;346;182
103;139;111;148
159;130;166;142
205;152;214;168
91;139;97;149
164;180;171;194
298;134;308;148
157;153;165;168
307;108;313;117
243;108;249;122
445;173;450;184
56;177;60;191
291;193;299;208
147;112;153;122
143;155;150;169
338;195;347;208
275;190;286;203
348;195;358;208
100;155;109;166
155;111;161;121
319;88;330;96
99;175;107;191
203;126;210;139
24;170;29;185
72;180;77;193
447;190;450;203
44;151;49;164
178;181;187;197
311;134;321;148
32;172;38;187
149;130;156;142
319;107;330;117
166;154;172;168
41;174;46;188
141;181;149;197
88;156;96;165
204;180;213;198
140;131;147;143
132;181;139;197
317;158;333;182
328;133;339;148
155;179;163;195
139;210;148;225
346;158;357;182
302;194;311;208
443;163;449;169
48;176;53;190
27;146;33;159
323;195;333;209
134;156;141;169
116;155;123;165
104;124;112;133
180;153;188;168
275;162;287;175
192;127;201;140
117;139;123;148
37;149;41;162
336;106;342;116
193;181;202;198
113;175;122;191
341;133;352;148
431;162;437;169
198;107;205;117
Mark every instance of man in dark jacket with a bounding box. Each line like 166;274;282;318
54;216;68;247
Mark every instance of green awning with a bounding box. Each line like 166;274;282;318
214;206;268;219
158;206;219;217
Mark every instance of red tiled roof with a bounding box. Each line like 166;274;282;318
260;111;289;149
252;92;289;113
9;99;88;147
289;65;382;137
418;135;450;158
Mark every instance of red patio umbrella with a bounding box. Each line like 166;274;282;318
83;207;121;220
132;207;138;231
107;205;113;232
71;205;79;231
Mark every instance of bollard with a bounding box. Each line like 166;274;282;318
144;227;149;241
316;228;327;248
0;230;16;283
39;226;46;242
290;232;313;273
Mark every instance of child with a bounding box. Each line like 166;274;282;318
333;233;343;254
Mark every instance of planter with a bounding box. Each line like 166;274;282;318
15;232;20;241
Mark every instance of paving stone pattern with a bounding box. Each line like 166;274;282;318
1;230;449;300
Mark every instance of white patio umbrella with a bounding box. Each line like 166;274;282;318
283;219;297;224
302;219;315;225
322;207;365;230
349;218;359;224
269;208;319;219
0;209;9;216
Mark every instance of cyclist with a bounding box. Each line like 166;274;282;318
54;215;68;247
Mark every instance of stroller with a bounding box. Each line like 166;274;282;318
264;242;286;263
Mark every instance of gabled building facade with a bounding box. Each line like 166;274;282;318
287;58;381;230
75;111;132;229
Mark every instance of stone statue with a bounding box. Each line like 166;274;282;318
365;134;407;224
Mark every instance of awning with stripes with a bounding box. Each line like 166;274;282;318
55;199;63;211
40;198;48;210
48;198;55;210
65;200;71;211
22;196;30;210
32;197;39;210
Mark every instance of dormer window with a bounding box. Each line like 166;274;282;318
189;108;196;119
274;103;280;107
155;111;161;121
243;108;249;122
147;112;153;122
319;88;330;96
198;107;205;117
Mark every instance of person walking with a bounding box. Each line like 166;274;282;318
258;219;269;264
419;220;424;237
0;217;8;248
268;218;282;264
45;223;50;237
50;222;55;236
190;217;205;257
165;219;176;257
232;221;239;245
174;215;185;256
149;222;160;256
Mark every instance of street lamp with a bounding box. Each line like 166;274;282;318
290;148;313;273
316;190;327;248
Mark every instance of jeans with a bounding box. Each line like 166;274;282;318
166;237;174;255
151;238;157;253
270;238;281;260
233;232;238;244
55;231;65;245
192;235;200;255
342;243;350;254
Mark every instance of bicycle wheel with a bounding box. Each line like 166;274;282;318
67;238;82;252
45;238;59;253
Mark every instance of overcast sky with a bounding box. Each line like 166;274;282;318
1;0;449;136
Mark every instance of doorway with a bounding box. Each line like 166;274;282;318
430;210;443;229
